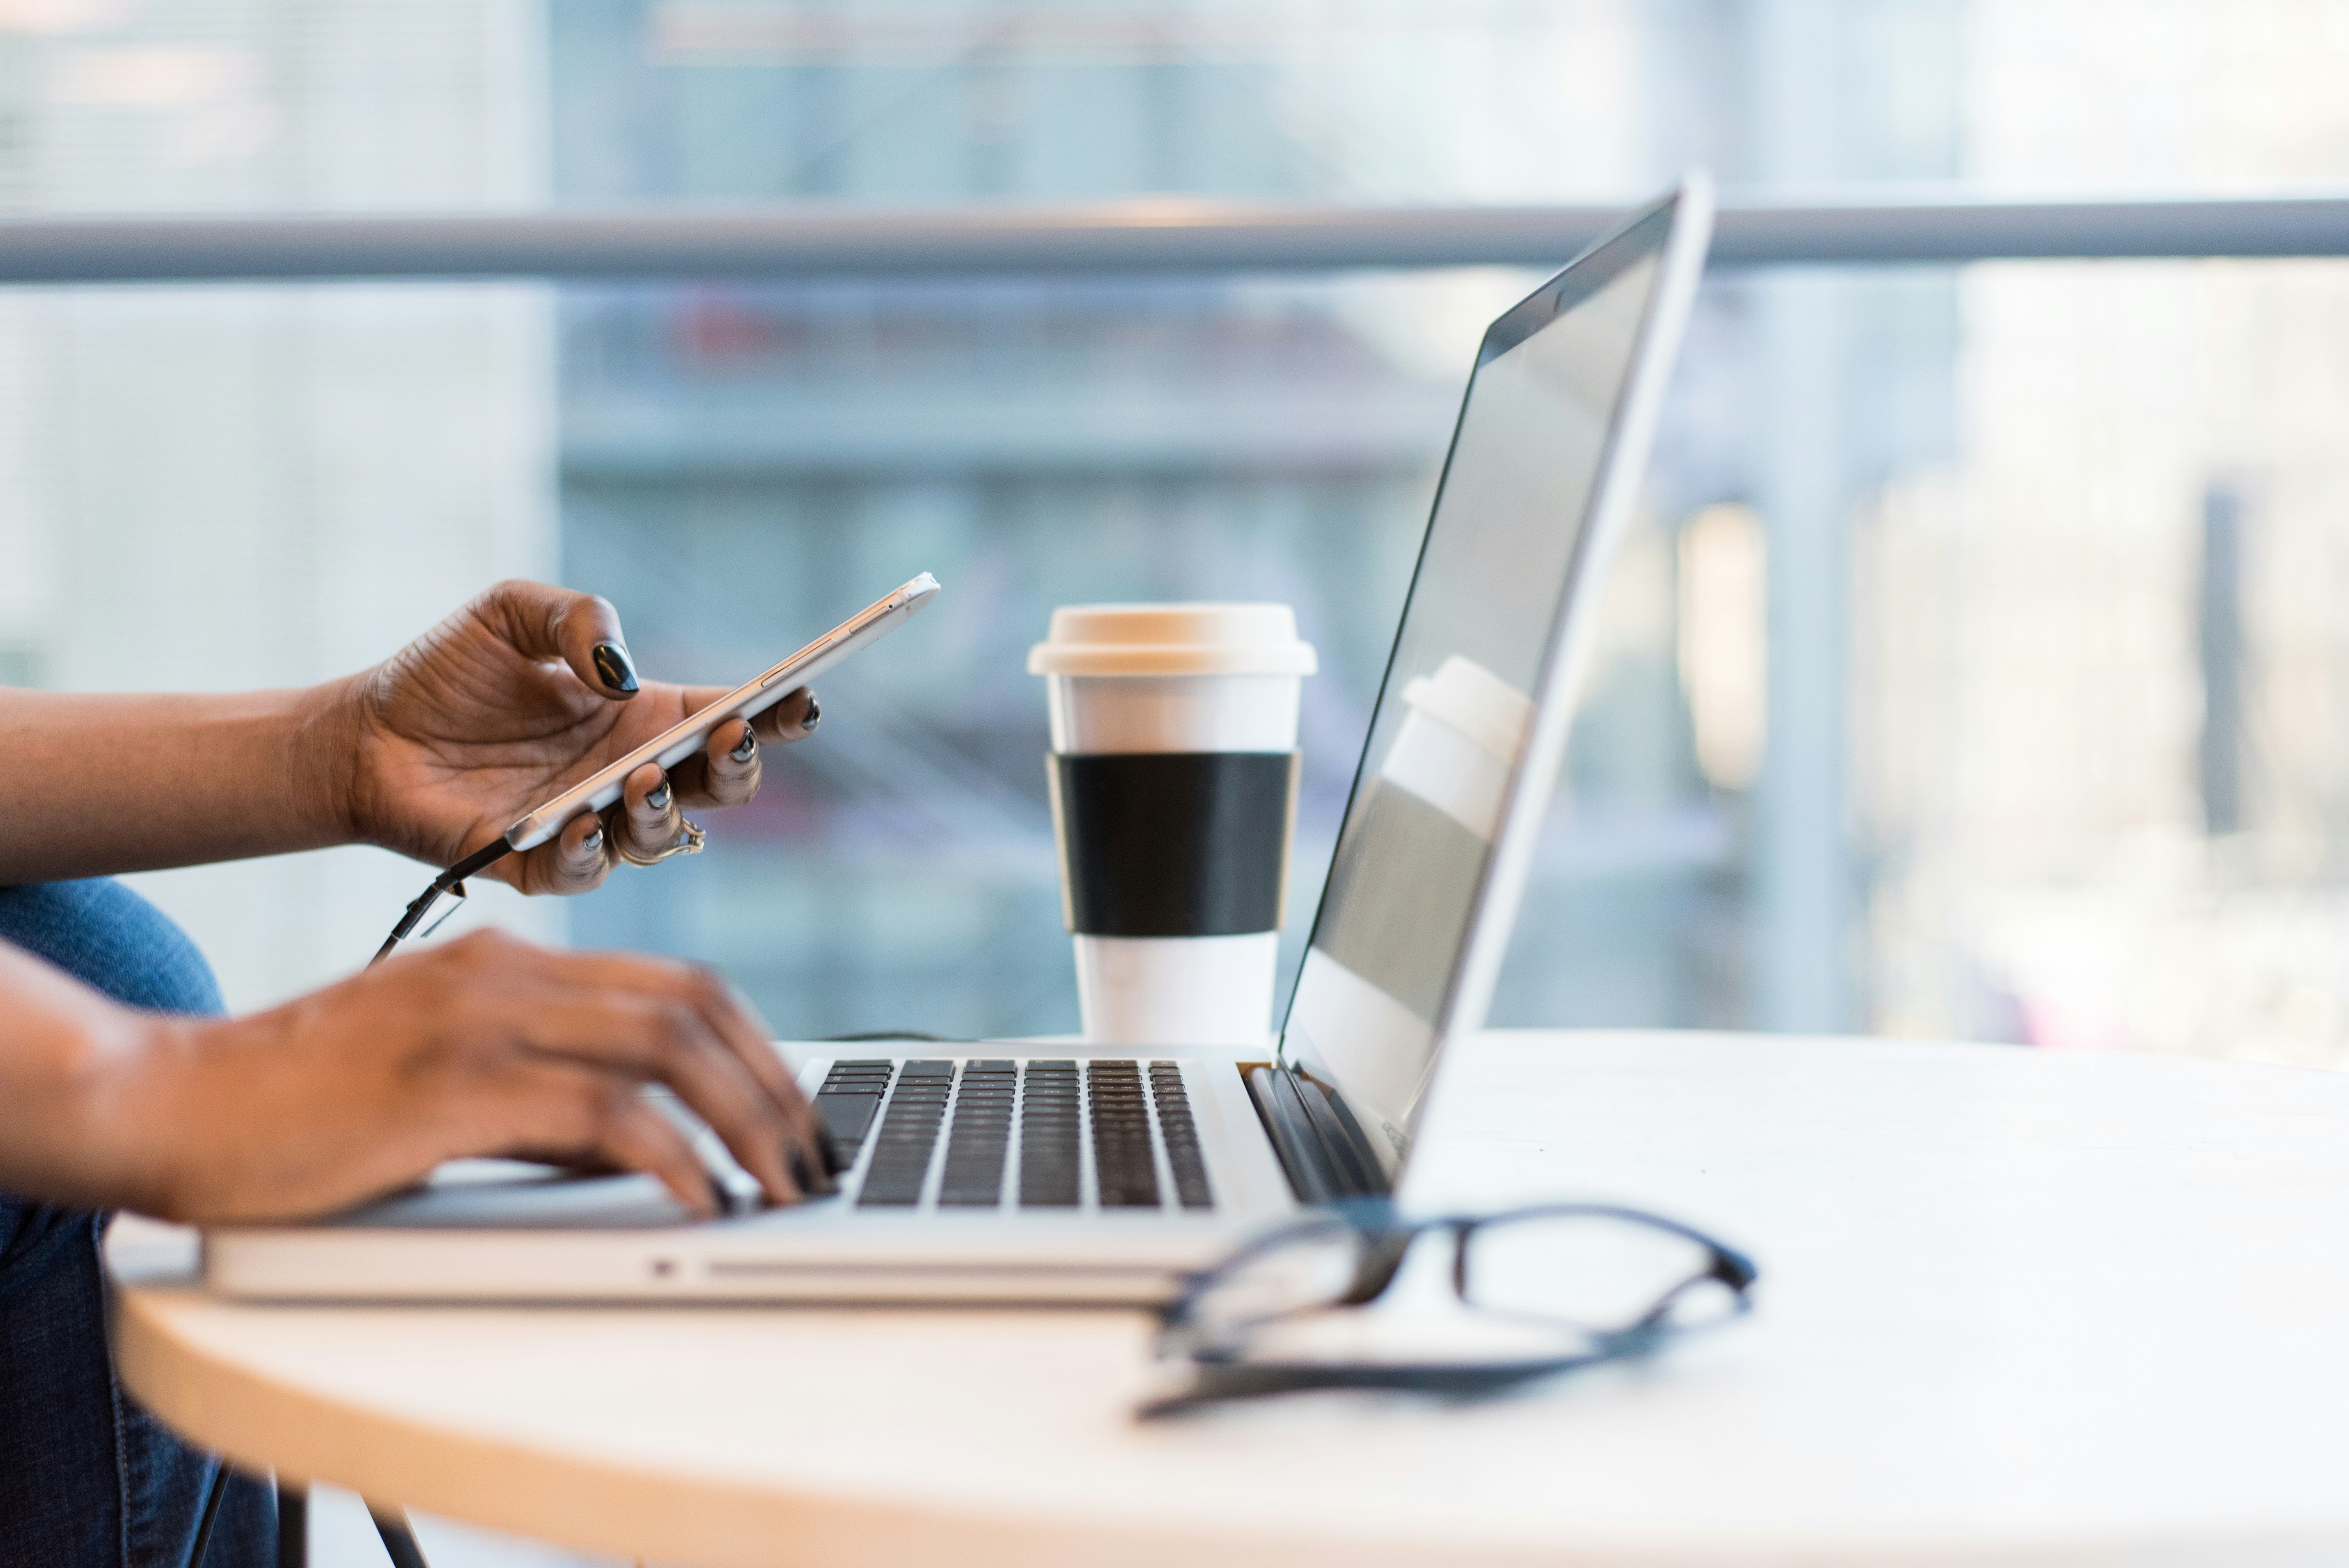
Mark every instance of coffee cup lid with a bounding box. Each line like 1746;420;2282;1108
1028;603;1318;677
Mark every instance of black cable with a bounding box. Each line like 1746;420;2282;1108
187;1461;228;1568
369;1507;432;1568
371;837;515;966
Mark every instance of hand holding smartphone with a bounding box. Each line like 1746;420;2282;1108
373;572;941;962
507;571;939;850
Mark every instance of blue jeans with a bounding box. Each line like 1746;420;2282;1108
0;880;277;1567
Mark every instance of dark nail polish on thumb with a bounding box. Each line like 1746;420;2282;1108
581;824;604;853
647;780;672;811
592;642;639;696
801;697;822;731
730;729;757;764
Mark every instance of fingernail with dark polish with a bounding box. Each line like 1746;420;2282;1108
817;1126;845;1177
801;697;821;732
706;1174;730;1215
647;780;671;811
592;643;639;696
796;1142;838;1197
729;729;757;764
581;824;604;853
786;1145;813;1190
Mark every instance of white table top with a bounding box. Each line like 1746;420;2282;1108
111;1030;2349;1566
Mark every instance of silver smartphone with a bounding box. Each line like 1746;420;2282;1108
503;572;940;852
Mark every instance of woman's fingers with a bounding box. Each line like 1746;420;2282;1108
681;967;832;1179
496;943;827;1200
662;687;820;811
675;683;818;745
477;1058;720;1219
695;717;761;809
472;579;640;701
619;762;685;860
758;686;820;743
512;809;612;896
503;986;800;1204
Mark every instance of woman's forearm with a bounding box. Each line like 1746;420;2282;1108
0;681;358;883
0;940;171;1212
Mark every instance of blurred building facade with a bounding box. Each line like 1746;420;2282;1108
0;0;559;1004
1858;0;2349;1067
549;0;1964;1042
0;0;2345;1069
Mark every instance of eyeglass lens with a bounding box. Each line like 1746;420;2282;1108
1178;1217;1364;1341
1460;1211;1738;1331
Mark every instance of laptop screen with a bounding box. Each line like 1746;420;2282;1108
1278;200;1686;1173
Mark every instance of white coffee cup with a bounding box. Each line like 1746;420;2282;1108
1029;604;1317;1047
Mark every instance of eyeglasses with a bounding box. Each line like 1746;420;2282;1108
1142;1199;1757;1418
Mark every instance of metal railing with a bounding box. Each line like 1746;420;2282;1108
1;190;2347;282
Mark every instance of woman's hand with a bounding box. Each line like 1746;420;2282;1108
39;929;834;1224
330;580;820;891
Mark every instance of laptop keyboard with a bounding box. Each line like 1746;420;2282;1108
1018;1058;1080;1206
813;1058;1215;1213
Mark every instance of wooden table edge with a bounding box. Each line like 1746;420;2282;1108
114;1279;1592;1568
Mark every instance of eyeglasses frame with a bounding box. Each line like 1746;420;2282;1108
1142;1199;1758;1417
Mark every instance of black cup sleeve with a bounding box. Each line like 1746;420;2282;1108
1048;751;1300;937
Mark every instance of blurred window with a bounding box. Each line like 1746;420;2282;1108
8;1;2349;1070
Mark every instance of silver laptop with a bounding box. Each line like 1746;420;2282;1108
204;176;1714;1304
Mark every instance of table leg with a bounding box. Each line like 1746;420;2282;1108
370;1505;433;1568
274;1482;305;1568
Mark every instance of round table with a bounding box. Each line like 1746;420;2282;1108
112;1030;2349;1566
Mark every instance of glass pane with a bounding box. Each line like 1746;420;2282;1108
558;272;1466;1035
7;0;2349;1074
1848;257;2349;1064
529;2;2349;1057
0;3;554;1007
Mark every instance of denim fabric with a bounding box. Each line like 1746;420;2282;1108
0;880;276;1567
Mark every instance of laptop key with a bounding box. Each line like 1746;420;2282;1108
931;1062;1021;1208
1150;1064;1214;1210
815;1064;895;1168
813;1092;882;1146
857;1067;950;1207
1018;1060;1082;1208
1088;1061;1160;1208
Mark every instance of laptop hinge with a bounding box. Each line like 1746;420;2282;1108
1245;1065;1390;1204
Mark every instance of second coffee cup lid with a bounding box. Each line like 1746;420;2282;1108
1028;603;1319;677
1399;654;1536;764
